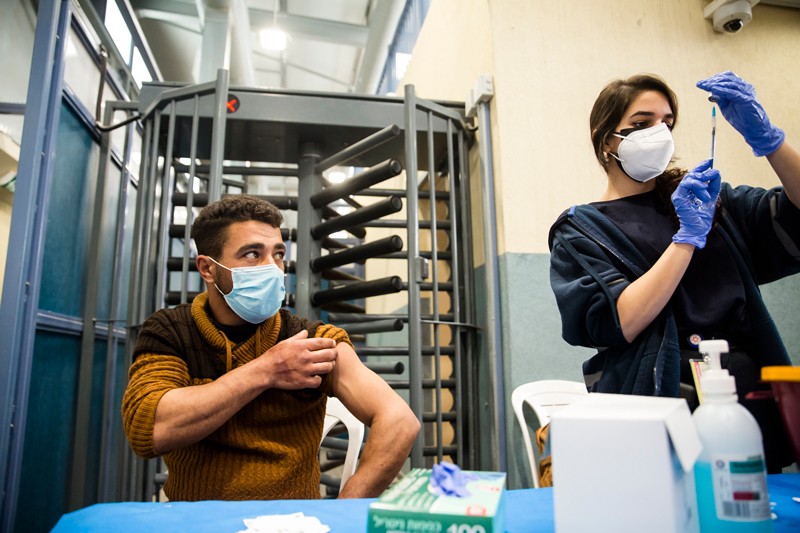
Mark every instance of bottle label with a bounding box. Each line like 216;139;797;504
709;454;771;521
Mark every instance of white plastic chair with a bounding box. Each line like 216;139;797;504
320;397;365;491
511;380;588;488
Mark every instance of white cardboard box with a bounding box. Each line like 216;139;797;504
550;393;702;533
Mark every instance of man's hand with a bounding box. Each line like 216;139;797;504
259;330;338;390
151;330;338;454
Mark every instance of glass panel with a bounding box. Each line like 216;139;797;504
95;163;123;320
38;104;97;314
17;331;81;532
1;128;19;197
0;0;36;105
131;46;152;87
394;52;411;81
107;89;128;155
377;0;431;94
0;0;35;145
116;179;137;320
84;337;111;505
0;115;24;152
128;126;142;178
64;26;102;116
105;340;131;500
104;0;132;64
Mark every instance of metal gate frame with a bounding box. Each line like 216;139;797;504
121;71;479;499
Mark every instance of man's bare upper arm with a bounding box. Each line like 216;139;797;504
330;342;404;427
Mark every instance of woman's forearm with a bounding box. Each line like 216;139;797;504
766;140;800;208
616;242;695;342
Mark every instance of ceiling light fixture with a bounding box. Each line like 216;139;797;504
327;170;347;183
260;28;287;51
260;0;287;51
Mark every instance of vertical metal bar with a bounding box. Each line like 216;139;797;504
129;108;162;502
296;142;322;321
99;124;122;503
445;120;463;464
138;107;164;501
71;93;118;509
456;127;477;468
207;69;229;202
404;84;424;466
181;95;201;304
98;103;135;502
127;119;152;338
426;111;443;464
0;0;69;527
121;116;153;500
137;113;162;323
154;104;177;310
476;100;506;471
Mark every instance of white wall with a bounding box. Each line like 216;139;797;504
403;0;800;255
400;0;800;484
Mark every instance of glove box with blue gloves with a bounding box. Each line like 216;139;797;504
367;468;506;533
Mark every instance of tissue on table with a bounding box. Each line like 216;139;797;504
237;512;330;533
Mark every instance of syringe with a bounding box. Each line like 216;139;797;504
709;95;718;168
711;106;716;167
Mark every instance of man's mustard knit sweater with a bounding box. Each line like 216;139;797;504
121;292;352;501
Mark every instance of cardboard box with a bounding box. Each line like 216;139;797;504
367;468;506;533
550;393;701;533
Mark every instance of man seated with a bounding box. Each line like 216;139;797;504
122;194;420;501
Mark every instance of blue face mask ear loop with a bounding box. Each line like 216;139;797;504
207;256;232;295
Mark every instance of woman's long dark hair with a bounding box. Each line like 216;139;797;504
590;74;718;228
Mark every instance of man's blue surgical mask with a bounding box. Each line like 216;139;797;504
209;257;285;324
610;122;675;183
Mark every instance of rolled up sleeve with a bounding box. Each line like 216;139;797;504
121;354;190;458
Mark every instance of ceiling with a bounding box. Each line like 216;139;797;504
130;0;406;94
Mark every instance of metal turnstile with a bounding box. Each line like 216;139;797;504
121;70;477;500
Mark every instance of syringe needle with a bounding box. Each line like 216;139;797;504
710;106;717;168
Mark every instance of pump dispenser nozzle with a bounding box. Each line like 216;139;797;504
698;339;736;396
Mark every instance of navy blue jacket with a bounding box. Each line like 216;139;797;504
549;183;800;397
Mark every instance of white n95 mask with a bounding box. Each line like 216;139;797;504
610;122;675;183
209;257;286;324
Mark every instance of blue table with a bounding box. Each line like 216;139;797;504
53;474;800;532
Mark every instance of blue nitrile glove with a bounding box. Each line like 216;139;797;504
672;159;721;249
697;71;784;157
429;461;477;497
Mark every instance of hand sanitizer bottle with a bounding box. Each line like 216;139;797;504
693;340;773;532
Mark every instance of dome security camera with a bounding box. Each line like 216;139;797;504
704;0;758;34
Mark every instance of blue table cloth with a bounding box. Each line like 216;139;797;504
53;473;800;532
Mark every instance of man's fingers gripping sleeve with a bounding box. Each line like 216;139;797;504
313;323;354;349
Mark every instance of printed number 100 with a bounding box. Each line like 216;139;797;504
446;525;486;533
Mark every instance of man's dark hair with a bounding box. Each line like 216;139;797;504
191;195;283;258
